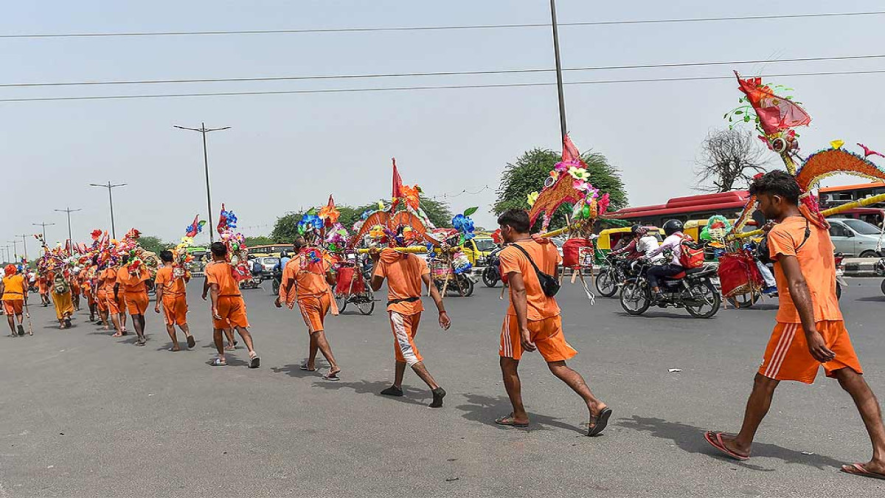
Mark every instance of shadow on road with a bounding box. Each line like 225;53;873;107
618;415;845;471
455;393;585;434
310;378;429;406
856;296;885;302
270;361;331;379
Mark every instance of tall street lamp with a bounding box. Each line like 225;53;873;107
174;123;231;244
89;182;126;239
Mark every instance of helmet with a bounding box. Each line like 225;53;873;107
631;224;648;236
662;219;684;237
280;250;289;258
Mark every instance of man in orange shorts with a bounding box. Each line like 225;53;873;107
94;266;110;329
99;262;125;336
275;237;341;380
1;265;27;336
119;255;150;346
704;171;885;479
202;261;238;351
154;250;195;351
80;267;96;322
37;273;50;307
494;209;610;435
370;236;450;408
206;242;259;368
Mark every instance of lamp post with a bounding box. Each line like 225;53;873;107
174;123;231;244
89;182;126;239
549;0;568;143
32;221;55;244
55;207;82;245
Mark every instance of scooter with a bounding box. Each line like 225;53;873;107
481;247;503;288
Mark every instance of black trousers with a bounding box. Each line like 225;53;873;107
647;264;684;289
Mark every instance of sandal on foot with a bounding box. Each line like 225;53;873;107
211;357;227;366
495;414;529;428
322;371;341;381
249;353;260;369
380;386;404;397
703;431;750;461
587;407;613;437
841;463;885;480
300;363;317;372
168;347;180;352
186;336;196;349
429;387;446;408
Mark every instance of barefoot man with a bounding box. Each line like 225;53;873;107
205;242;260;368
704;171;885;480
369;240;450;408
1;265;27;336
154;250;195;351
494;209;611;435
275;237;341;381
119;255;151;346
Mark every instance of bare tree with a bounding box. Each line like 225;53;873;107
695;129;768;192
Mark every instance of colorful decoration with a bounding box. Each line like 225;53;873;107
216;204;251;281
451;207;477;246
185;215;206;238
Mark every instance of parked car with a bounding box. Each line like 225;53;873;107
254;256;280;274
827;218;883;258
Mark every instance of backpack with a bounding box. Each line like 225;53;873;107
678;235;705;269
53;275;70;294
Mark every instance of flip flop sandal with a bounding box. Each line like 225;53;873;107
249;354;260;369
587;407;613;437
495;415;529;428
323;371;341;381
300;364;317;372
186;336;196;349
136;340;146;347
703;431;750;461
211;358;227;367
841;463;885;480
168;347;180;352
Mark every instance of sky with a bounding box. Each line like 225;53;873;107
2;0;885;258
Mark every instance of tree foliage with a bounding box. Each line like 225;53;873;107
493;147;628;230
138;235;169;254
695;129;768;192
244;236;274;247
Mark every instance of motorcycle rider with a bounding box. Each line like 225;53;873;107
611;225;664;261
645;219;687;300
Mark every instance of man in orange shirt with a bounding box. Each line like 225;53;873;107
100;263;126;337
119;255;150;346
154;250;195;351
704;171;885;480
202;261;238;351
495;209;610;435
94;265;110;329
370;239;450;408
206;242;259;368
1;265;27;336
80;267;96;323
37;273;50;307
275;237;341;380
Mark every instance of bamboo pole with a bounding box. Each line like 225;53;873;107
733;192;885;239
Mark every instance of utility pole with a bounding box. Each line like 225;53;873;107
549;0;569;143
17;234;29;261
90;182;126;239
55;207;82;245
8;240;19;260
174;123;231;244
32;221;56;244
1;247;7;264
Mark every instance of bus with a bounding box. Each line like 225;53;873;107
248;244;292;257
819;182;885;226
606;191;755;228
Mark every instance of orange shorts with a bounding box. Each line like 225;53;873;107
214;296;249;330
106;292;123;314
125;292;149;315
297;294;331;333
3;300;23;315
759;321;862;384
162;295;188;326
389;311;423;366
499;314;577;362
96;290;108;311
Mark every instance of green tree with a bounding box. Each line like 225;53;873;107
245;235;274;247
270;213;302;243
493;147;628;230
138;235;169;254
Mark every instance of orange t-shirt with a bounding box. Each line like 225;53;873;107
205;261;241;297
280;249;331;302
101;268;118;292
2;275;26;301
499;239;562;321
155;266;187;297
373;249;429;315
768;216;843;324
118;264;149;294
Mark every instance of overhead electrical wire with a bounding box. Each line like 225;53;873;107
2;53;884;88
2;68;884;104
1;11;882;39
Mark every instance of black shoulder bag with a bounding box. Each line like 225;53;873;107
757;218;811;264
510;243;560;297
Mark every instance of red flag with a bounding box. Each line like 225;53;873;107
391;158;404;212
735;71;811;136
562;134;588;168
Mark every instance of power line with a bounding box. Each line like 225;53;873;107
3;53;885;89
2;11;882;39
2;68;884;104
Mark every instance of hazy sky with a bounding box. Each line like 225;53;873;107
3;0;885;257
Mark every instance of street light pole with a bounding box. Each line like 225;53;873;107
549;0;569;143
54;207;82;245
8;240;19;260
17;234;29;261
89;182;126;239
32;221;56;244
175;123;231;244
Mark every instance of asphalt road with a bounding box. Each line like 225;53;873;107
1;276;884;497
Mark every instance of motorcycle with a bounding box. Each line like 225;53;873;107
271;268;282;295
876;257;885;295
240;273;262;290
834;252;848;300
595;254;629;298
481;247;503;288
620;259;721;318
